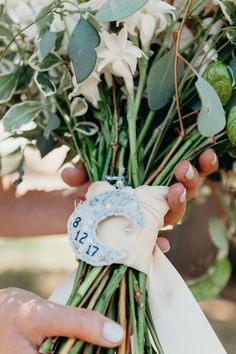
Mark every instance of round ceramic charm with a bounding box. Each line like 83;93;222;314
68;187;145;266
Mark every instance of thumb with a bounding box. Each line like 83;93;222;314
30;299;124;348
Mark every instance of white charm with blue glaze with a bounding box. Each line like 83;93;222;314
68;187;145;266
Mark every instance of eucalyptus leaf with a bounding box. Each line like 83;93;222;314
147;48;184;111
188;258;231;301
96;0;149;22
227;106;236;144
203;61;233;106
39;31;57;61
34;71;56;97
28;53;61;72
196;77;226;137
0;71;20;104
71;97;88;117
3;101;43;132
209;218;229;253
74;122;99;136
43;113;60;140
69;17;100;83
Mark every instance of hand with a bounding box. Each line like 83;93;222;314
0;288;124;354
61;149;218;253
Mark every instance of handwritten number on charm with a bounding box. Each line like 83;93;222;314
73;217;81;228
75;230;88;244
86;245;99;257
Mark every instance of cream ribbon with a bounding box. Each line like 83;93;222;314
50;182;227;354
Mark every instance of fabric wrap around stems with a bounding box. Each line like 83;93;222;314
50;182;227;354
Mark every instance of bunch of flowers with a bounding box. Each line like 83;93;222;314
1;0;236;353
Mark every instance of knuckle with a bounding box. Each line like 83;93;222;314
19;300;39;323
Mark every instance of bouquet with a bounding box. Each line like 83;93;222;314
1;0;236;353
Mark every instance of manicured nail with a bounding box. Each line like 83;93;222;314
211;152;217;166
179;189;187;203
185;164;194;180
103;322;124;343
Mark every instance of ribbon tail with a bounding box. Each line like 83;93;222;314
147;246;227;354
49;270;76;305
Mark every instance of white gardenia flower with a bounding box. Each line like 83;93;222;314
122;0;175;48
97;27;143;95
69;71;101;108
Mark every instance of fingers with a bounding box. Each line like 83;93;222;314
164;183;186;225
198;148;218;177
61;160;88;187
29;300;124;348
156;237;170;253
174;160;200;201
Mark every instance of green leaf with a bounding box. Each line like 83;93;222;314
58;66;72;92
39;31;57;61
147;48;184;111
28;53;61;72
16;66;34;92
0;5;4;17
43;113;60;139
74;122;99;136
218;1;236;24
14;157;25;186
69;17;100;83
208;218;229;253
34;72;56;97
227;106;236;144
188;258;231;302
0;22;12;39
36;2;55;37
96;0;149;22
0;71;20;104
203;61;233;106
36;133;58;158
229;58;236;82
70;98;88;117
3;101;43;132
196;77;226;137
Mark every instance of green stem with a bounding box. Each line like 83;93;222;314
118;146;126;176
70;266;103;307
137;111;155;148
128;269;140;354
153;134;201;186
137;272;146;353
67;261;85;305
54;99;80;155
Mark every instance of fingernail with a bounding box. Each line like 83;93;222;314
185;164;194;180
211;152;217;166
179;188;186;203
103;322;124;343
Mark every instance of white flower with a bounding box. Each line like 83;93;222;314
122;0;175;48
69;71;101;108
97;26;143;95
